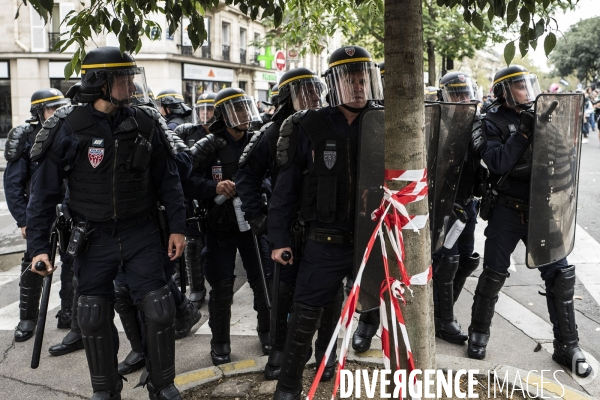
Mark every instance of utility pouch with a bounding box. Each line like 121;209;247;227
66;222;94;257
129;134;153;171
479;188;497;221
156;203;170;249
291;220;305;261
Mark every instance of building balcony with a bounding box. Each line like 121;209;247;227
240;49;247;64
181;45;194;56
201;43;211;58
222;44;230;61
48;32;61;52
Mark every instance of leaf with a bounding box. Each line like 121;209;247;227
519;6;530;25
463;8;471;24
111;18;121;35
534;18;544;39
504;41;515;65
544;32;556;57
64;60;74;80
472;12;484;31
506;1;517;26
488;6;494;23
530;38;537;50
274;6;283;27
519;39;528;57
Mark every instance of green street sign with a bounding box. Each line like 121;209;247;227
262;73;277;81
256;46;276;70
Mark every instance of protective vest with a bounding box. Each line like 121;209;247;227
297;110;359;224
485;110;532;187
167;115;186;127
66;106;157;221
176;123;206;148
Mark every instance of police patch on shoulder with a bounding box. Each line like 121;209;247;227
345;47;355;57
91;138;104;147
88;147;104;168
212;166;223;181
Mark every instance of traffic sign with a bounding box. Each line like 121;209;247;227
275;50;286;71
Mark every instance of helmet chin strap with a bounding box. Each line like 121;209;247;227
341;103;368;113
232;126;247;134
517;103;533;111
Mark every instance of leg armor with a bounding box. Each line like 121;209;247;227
274;303;323;400
250;278;271;355
434;255;467;344
78;295;122;399
265;281;294;380
15;254;43;342
140;285;181;400
351;308;380;353
454;253;480;303
185;237;206;308
114;285;145;376
208;278;234;366
56;261;74;329
315;286;344;382
546;266;593;378
174;295;201;340
467;267;507;359
49;275;83;356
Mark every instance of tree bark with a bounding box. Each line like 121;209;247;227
427;39;436;87
385;0;436;388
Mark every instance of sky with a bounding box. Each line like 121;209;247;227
526;0;600;72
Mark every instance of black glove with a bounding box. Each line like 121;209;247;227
518;110;535;138
249;214;267;236
469;118;487;157
451;203;468;224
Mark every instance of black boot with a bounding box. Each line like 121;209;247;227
454;253;480;303
56;263;74;329
174;296;201;339
352;309;380;353
250;278;271;355
15;254;43;342
49;276;84;356
186;237;206;308
78;295;122;400
274;303;323;400
114;285;145;376
140;285;181;400
467;267;507;359
546;266;593;378
265;281;294;380
434;255;467;344
209;278;234;365
315;287;343;382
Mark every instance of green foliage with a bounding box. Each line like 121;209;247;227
437;0;578;65
550;16;600;83
25;0;283;78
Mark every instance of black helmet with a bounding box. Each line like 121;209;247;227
30;88;70;122
156;89;192;116
79;46;149;107
64;82;82;104
213;87;261;129
270;84;280;105
424;86;439;102
194;92;217;125
439;71;478;103
492;65;540;108
323;45;383;107
133;82;157;108
278;67;324;111
379;61;385;90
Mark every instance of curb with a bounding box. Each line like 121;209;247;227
175;353;593;399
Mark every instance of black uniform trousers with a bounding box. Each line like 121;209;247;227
432;200;478;263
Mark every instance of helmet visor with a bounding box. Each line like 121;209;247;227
441;77;478;103
194;103;215;125
107;67;149;107
326;62;383;107
289;78;325;111
221;96;261;128
498;74;540;107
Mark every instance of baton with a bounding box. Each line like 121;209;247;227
31;230;59;369
269;251;291;346
252;234;272;309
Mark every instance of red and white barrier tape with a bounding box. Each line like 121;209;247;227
306;169;432;400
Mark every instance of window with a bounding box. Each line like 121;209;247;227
50;78;80;97
48;3;75;52
239;81;247;92
222;22;231;61
257;89;268;102
253;33;261;64
240;28;247;63
0;62;11;138
30;8;47;52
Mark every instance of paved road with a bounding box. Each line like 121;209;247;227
0;132;598;398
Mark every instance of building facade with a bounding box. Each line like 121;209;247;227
0;0;340;135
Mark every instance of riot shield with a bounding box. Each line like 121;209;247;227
354;108;385;311
526;93;584;268
426;103;477;252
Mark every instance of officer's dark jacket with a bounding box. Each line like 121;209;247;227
268;106;361;250
26;104;186;258
176;123;207;148
3;123;41;227
166;114;186;130
236;105;290;221
482;105;531;199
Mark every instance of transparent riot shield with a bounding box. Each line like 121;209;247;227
426;103;477;252
354;108;385;311
526;93;584;268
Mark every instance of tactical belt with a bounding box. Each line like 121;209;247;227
496;194;528;212
306;227;353;244
78;214;152;234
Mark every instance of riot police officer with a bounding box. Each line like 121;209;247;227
3;88;74;342
467;65;592;378
156;89;192;130
268;46;384;400
27;46;186;400
425;86;439;101
236;68;340;380
432;71;485;344
185;87;272;365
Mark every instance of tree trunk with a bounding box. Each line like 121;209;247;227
427;40;436;87
384;0;436;387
